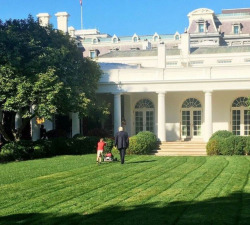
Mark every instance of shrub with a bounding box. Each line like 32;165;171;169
32;140;52;158
221;136;246;155
104;138;114;153
0;141;33;162
244;136;250;155
210;130;233;140
206;137;222;155
69;136;99;154
50;137;70;155
127;131;158;155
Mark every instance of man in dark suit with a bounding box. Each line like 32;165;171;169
115;126;129;164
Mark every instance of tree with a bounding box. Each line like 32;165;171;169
0;16;102;141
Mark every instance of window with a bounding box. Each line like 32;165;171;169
92;38;98;44
113;38;118;43
175;35;180;40
154;36;158;42
199;24;204;33
232;97;250;136
234;25;239;34
90;51;96;59
182;98;201;108
133;37;138;42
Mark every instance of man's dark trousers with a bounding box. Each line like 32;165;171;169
119;148;126;164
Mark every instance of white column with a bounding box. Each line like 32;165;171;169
71;112;80;137
15;112;22;130
204;91;213;142
157;92;166;142
30;105;40;141
114;93;122;135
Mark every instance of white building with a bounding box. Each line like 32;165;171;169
35;8;250;142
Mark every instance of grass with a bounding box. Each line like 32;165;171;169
0;155;249;225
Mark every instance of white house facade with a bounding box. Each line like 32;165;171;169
33;8;250;142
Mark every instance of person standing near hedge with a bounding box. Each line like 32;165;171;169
115;127;129;164
96;138;106;164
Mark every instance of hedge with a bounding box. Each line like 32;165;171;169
206;130;249;156
0;136;114;163
127;131;158;155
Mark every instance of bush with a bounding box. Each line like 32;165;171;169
221;136;246;155
206;137;222;155
104;138;114;154
127;131;158;155
69;136;99;154
207;131;247;156
244;136;250;155
210;130;233;140
0;141;33;162
32;140;52;158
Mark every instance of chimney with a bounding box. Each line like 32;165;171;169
157;43;166;68
36;13;51;27
55;12;70;33
68;26;75;37
179;33;190;57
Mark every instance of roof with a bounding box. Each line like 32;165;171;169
99;48;180;58
191;46;250;54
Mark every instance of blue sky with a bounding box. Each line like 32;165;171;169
0;0;249;36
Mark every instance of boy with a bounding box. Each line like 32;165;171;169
96;138;106;164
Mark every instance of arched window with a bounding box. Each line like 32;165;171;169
133;37;138;42
154;36;158;42
134;99;154;134
182;98;201;108
135;99;154;109
232;97;248;107
231;97;250;136
181;98;202;138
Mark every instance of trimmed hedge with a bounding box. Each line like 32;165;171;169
127;131;158;155
0;136;114;163
206;130;249;156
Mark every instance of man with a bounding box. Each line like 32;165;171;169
115;126;129;164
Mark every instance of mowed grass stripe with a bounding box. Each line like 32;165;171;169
0;156;170;215
0;155;94;185
81;157;206;217
102;157;229;225
0;155;153;210
44;157;188;214
0;155;250;225
176;157;250;225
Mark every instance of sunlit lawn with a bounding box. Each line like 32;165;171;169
0;155;249;225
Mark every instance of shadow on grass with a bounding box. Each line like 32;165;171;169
126;160;157;164
1;192;249;225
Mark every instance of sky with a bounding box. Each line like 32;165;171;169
0;0;249;36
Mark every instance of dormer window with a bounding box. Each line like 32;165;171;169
113;38;118;43
92;38;98;44
199;24;204;33
233;25;240;34
232;23;241;35
90;51;96;59
132;34;139;42
196;19;206;33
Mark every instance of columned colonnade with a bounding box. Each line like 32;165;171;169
113;91;213;142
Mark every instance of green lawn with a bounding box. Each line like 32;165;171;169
0;155;249;225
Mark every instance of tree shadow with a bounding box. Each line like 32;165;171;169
1;192;249;225
126;160;157;164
